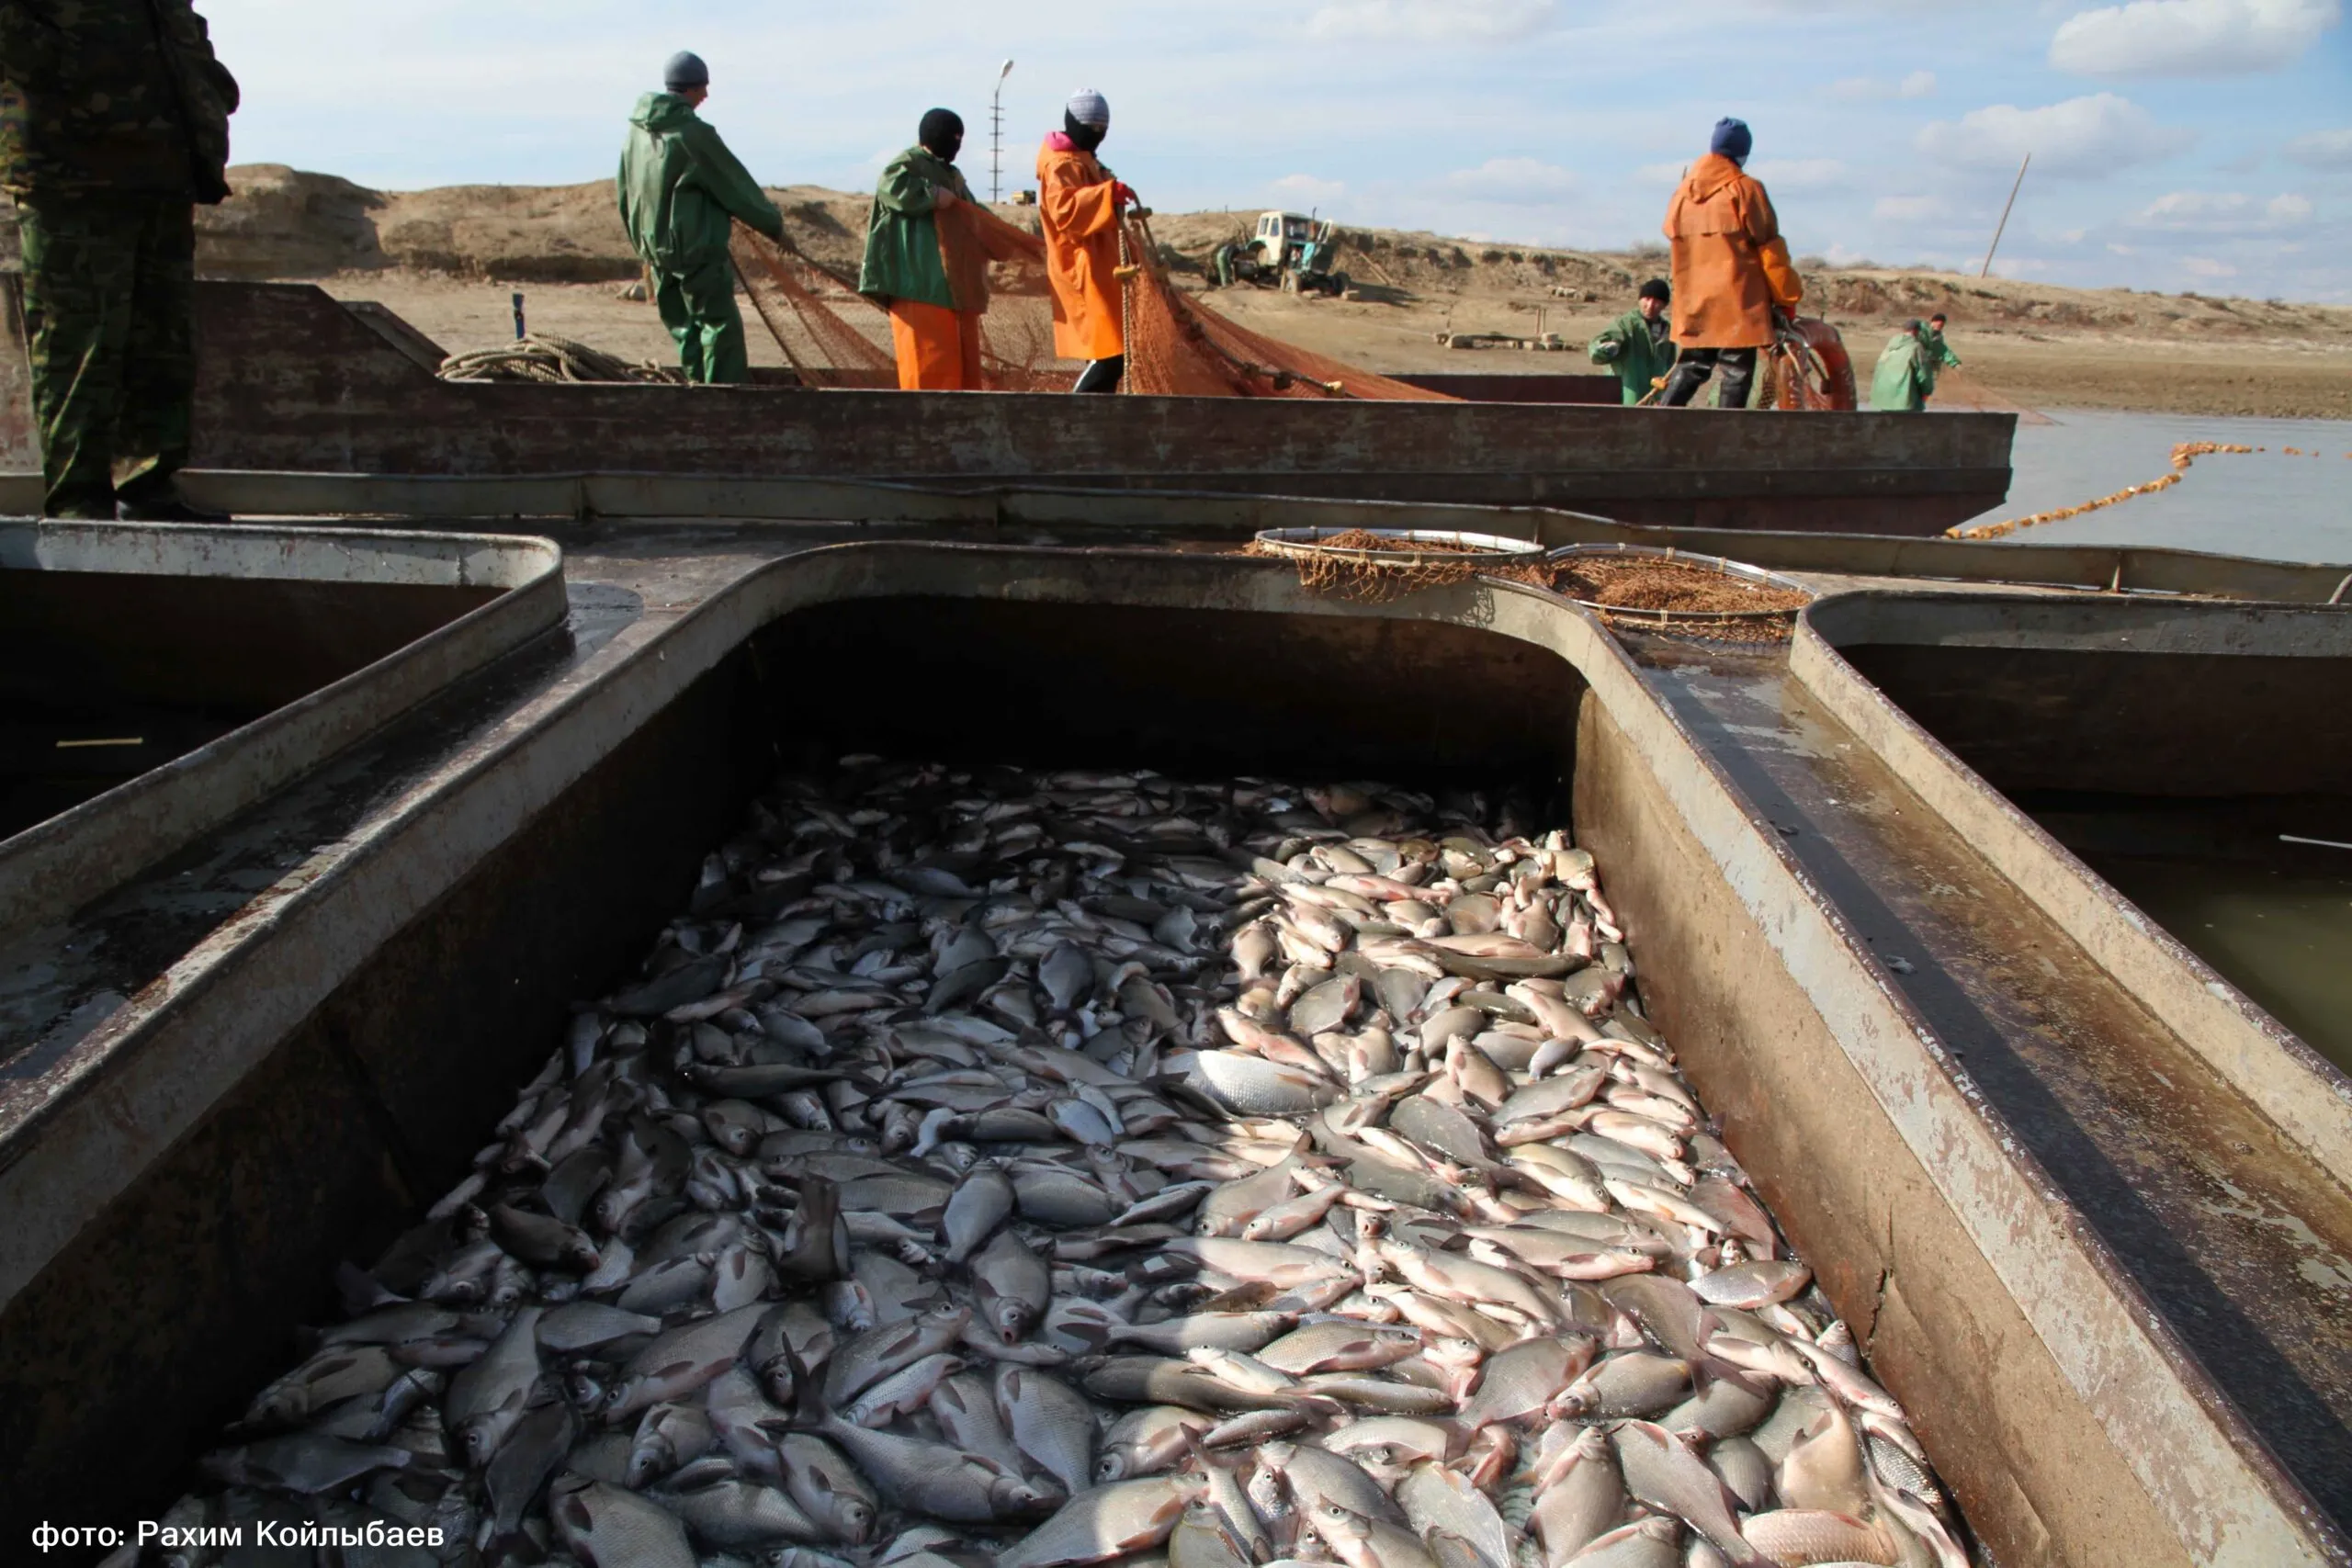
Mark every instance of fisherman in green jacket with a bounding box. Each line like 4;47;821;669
1588;279;1675;406
1870;311;1962;412
616;52;785;384
1;0;240;519
860;109;984;389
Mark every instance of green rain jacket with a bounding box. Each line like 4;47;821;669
1588;308;1676;405
1870;321;1962;412
859;146;974;310
0;0;240;200
616;93;783;274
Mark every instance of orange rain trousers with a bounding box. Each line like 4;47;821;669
1036;140;1125;361
888;299;984;391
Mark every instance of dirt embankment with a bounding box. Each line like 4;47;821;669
3;165;2340;418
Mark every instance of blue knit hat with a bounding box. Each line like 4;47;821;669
664;51;709;91
1067;89;1111;130
1711;118;1753;164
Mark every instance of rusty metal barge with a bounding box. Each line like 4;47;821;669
2;483;2349;1566
0;283;2018;536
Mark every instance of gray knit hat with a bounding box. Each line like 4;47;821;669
664;51;710;91
1066;89;1111;130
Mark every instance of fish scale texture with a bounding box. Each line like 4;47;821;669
166;759;1964;1568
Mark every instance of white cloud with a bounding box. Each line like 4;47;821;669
1916;93;2193;175
1271;173;1347;207
1634;162;1690;187
1307;0;1554;40
2286;128;2352;166
1830;70;1938;100
1445;157;1579;202
2133;188;2315;230
1874;195;1938;221
2050;0;2341;76
1748;159;1848;193
2182;255;2240;277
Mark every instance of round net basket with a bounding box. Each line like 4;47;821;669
1516;545;1815;643
1247;526;1545;603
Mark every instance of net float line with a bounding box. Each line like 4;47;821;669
1949;441;2265;541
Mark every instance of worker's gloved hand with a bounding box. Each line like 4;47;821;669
1592;341;1622;362
1112;182;1138;209
933;186;962;209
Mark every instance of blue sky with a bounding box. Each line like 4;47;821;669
205;0;2349;300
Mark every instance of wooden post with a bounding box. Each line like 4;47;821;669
1980;154;2030;279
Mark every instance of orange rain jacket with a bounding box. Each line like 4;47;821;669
1036;134;1125;360
1663;153;1803;350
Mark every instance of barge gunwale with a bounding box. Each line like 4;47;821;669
0;521;566;945
1791;592;2352;1190
0;280;2018;536
29;468;2347;605
0;542;2340;1565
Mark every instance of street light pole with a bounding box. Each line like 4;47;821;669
991;60;1014;204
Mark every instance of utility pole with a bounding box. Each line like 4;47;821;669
991;60;1014;204
1979;153;2030;279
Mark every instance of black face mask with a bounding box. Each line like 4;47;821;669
920;109;965;164
1062;111;1106;153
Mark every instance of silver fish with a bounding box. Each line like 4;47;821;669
444;1305;542;1468
548;1476;696;1568
816;1416;1057;1522
997;1364;1100;1496
971;1229;1052;1344
1001;1478;1201;1568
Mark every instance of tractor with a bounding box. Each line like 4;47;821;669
1212;211;1351;298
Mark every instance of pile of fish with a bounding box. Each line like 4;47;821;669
163;761;1966;1568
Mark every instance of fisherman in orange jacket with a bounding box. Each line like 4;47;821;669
1659;118;1804;409
1037;89;1136;393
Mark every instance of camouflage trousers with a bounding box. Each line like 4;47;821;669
651;254;750;385
17;190;198;517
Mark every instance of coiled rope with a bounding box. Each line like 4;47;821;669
439;335;680;385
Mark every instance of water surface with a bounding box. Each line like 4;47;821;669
1956;410;2352;565
2027;792;2352;1076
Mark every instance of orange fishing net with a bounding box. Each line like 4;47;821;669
732;210;1454;400
1114;215;1452;400
730;229;897;389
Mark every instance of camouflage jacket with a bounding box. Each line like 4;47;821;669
0;0;239;201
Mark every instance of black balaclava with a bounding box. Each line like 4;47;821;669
1062;110;1106;153
920;108;965;163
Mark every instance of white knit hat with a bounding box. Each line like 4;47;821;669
1066;89;1111;130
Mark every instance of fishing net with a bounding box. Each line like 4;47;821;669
1512;554;1812;644
730;229;899;389
1929;367;2057;425
1116;215;1454;400
1242;528;1494;603
729;211;1456;400
1243;530;1813;642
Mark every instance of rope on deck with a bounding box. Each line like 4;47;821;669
439;335;682;385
